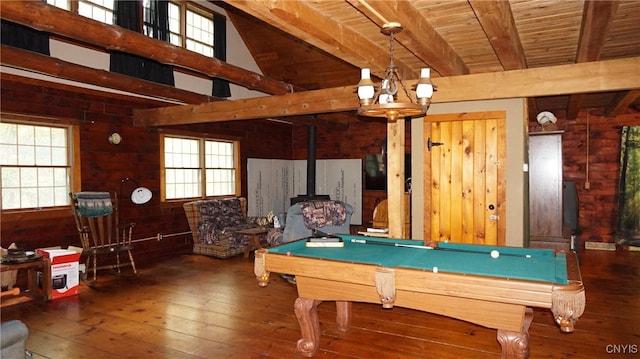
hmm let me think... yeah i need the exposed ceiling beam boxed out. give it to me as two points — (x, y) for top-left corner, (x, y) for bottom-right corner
(222, 0), (415, 79)
(605, 90), (640, 117)
(0, 72), (174, 108)
(576, 0), (620, 62)
(345, 0), (469, 76)
(1, 45), (217, 105)
(134, 85), (353, 127)
(133, 57), (640, 127)
(566, 93), (586, 121)
(469, 0), (526, 70)
(0, 1), (293, 95)
(567, 0), (620, 119)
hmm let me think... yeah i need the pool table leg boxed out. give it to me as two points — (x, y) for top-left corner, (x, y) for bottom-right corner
(336, 301), (352, 332)
(496, 308), (533, 359)
(294, 297), (322, 357)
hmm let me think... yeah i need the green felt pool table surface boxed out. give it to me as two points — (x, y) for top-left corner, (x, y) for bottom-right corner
(267, 234), (568, 284)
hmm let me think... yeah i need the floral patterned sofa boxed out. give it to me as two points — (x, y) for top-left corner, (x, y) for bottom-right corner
(184, 197), (265, 258)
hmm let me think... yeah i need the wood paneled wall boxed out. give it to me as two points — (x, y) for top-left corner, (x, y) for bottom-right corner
(530, 110), (640, 245)
(0, 79), (292, 266)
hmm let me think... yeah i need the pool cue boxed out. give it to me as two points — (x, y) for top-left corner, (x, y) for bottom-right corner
(350, 238), (434, 249)
(350, 238), (531, 258)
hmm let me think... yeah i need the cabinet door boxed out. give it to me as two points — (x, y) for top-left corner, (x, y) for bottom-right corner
(529, 133), (565, 247)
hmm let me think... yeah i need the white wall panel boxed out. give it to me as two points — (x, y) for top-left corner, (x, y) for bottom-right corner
(248, 158), (362, 225)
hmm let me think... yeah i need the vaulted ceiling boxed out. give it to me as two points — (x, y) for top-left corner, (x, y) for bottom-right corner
(220, 0), (640, 121)
(1, 1), (639, 128)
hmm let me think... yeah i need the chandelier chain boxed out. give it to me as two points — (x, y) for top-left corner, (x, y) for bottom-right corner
(385, 32), (415, 102)
(389, 31), (395, 68)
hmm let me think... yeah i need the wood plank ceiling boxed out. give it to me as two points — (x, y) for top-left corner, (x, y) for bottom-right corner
(1, 1), (639, 127)
(220, 0), (640, 121)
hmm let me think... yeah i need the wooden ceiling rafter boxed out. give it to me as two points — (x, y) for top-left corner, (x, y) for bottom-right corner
(575, 0), (620, 63)
(133, 57), (640, 127)
(1, 45), (217, 105)
(223, 0), (414, 80)
(345, 0), (469, 76)
(605, 90), (640, 117)
(566, 0), (620, 120)
(0, 72), (174, 109)
(133, 85), (356, 127)
(468, 0), (527, 71)
(566, 93), (586, 121)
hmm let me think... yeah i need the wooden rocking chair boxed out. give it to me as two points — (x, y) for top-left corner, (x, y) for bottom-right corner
(69, 191), (137, 287)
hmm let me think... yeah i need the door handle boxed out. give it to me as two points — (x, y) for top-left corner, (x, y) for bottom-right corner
(427, 138), (443, 151)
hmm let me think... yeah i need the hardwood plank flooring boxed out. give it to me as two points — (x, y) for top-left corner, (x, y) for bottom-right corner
(1, 248), (638, 358)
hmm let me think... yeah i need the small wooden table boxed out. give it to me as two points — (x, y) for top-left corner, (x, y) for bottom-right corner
(1, 256), (52, 307)
(236, 227), (270, 258)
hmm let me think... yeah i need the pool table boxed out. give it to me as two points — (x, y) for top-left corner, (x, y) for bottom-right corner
(254, 234), (585, 358)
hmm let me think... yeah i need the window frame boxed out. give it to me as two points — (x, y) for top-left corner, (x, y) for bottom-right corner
(77, 0), (115, 24)
(0, 113), (81, 222)
(167, 1), (217, 58)
(183, 3), (215, 57)
(160, 131), (241, 202)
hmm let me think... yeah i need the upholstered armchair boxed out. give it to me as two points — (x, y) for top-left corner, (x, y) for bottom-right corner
(184, 197), (266, 258)
(268, 199), (353, 245)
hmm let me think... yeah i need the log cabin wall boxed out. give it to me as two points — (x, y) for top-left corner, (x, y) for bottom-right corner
(529, 110), (640, 245)
(2, 74), (635, 268)
(0, 79), (292, 266)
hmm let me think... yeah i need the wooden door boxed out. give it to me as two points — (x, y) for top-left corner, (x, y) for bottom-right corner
(423, 111), (507, 245)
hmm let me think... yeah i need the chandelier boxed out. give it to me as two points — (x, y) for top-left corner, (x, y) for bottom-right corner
(356, 22), (435, 121)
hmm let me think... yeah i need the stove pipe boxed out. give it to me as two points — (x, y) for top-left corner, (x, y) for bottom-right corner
(306, 125), (317, 198)
(291, 124), (329, 205)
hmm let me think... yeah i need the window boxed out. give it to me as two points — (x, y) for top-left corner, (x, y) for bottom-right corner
(142, 0), (161, 39)
(167, 2), (182, 46)
(161, 134), (239, 200)
(47, 0), (114, 24)
(184, 7), (214, 57)
(46, 0), (70, 11)
(78, 0), (114, 24)
(143, 1), (182, 45)
(1, 119), (75, 210)
(163, 3), (215, 57)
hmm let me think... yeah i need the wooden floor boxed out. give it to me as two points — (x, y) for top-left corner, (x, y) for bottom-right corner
(2, 248), (639, 358)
